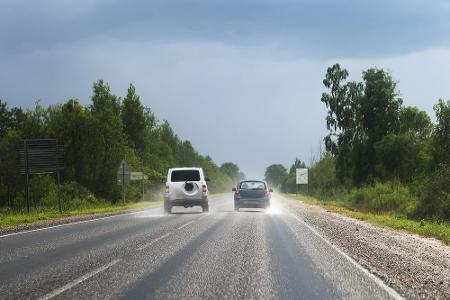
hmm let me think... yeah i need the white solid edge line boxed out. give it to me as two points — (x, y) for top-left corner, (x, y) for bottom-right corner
(288, 212), (404, 300)
(136, 232), (172, 251)
(177, 220), (196, 230)
(38, 259), (121, 300)
(0, 206), (162, 239)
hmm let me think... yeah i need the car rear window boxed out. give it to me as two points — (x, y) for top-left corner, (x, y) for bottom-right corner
(170, 170), (201, 182)
(240, 181), (266, 190)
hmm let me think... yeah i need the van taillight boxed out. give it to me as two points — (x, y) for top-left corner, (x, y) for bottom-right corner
(165, 185), (169, 193)
(202, 185), (208, 193)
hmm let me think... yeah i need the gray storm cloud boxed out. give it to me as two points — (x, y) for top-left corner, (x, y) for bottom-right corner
(1, 0), (450, 178)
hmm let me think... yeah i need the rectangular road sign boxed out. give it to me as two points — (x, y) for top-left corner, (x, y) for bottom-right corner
(296, 168), (308, 185)
(19, 139), (64, 174)
(130, 172), (148, 181)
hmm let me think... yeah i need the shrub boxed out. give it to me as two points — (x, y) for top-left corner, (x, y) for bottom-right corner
(415, 165), (450, 221)
(346, 181), (418, 215)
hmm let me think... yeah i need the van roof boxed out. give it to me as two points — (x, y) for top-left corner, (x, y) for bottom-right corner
(168, 167), (203, 171)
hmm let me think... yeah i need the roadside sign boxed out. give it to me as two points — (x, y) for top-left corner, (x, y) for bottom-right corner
(117, 160), (131, 185)
(130, 172), (148, 181)
(296, 168), (308, 185)
(117, 160), (148, 201)
(19, 139), (64, 213)
(19, 139), (64, 174)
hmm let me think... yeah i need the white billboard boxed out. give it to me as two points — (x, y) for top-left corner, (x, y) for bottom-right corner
(296, 168), (308, 185)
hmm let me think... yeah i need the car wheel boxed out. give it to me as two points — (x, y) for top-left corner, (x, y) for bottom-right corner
(202, 203), (209, 213)
(234, 205), (239, 211)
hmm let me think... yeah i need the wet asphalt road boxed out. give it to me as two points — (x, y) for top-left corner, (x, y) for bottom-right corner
(0, 194), (402, 299)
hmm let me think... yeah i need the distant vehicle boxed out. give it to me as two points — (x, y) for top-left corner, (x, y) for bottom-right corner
(232, 180), (272, 211)
(164, 167), (210, 213)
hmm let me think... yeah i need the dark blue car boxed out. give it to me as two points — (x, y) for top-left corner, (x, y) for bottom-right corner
(232, 180), (273, 211)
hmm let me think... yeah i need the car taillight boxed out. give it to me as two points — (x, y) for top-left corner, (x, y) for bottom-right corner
(202, 185), (208, 193)
(165, 185), (169, 193)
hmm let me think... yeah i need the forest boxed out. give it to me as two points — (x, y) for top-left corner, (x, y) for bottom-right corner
(0, 81), (243, 212)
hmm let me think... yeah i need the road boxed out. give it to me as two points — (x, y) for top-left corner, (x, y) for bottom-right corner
(0, 194), (402, 299)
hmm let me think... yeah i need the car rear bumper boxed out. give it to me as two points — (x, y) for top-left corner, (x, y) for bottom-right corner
(235, 198), (269, 208)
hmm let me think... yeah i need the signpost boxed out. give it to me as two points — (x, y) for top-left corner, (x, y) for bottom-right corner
(295, 168), (309, 195)
(130, 172), (148, 201)
(117, 160), (130, 203)
(19, 139), (64, 213)
(117, 162), (148, 202)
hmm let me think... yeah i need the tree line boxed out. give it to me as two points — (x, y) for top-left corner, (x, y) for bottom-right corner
(266, 64), (450, 221)
(0, 81), (244, 210)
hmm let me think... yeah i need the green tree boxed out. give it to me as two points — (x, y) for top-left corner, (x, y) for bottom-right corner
(0, 100), (13, 139)
(91, 80), (121, 115)
(121, 84), (146, 153)
(46, 100), (94, 185)
(289, 158), (307, 174)
(360, 68), (402, 142)
(309, 154), (338, 197)
(220, 162), (241, 182)
(264, 164), (287, 188)
(321, 65), (404, 185)
(321, 64), (363, 182)
(358, 68), (403, 182)
(88, 81), (126, 200)
(432, 99), (450, 167)
(399, 106), (432, 138)
(375, 134), (430, 183)
(0, 129), (23, 207)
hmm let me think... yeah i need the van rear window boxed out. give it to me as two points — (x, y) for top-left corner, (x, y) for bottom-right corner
(171, 170), (200, 182)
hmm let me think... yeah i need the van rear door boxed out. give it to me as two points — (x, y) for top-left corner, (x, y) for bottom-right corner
(170, 169), (202, 200)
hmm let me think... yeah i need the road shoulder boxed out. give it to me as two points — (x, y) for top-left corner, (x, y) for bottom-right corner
(0, 202), (161, 237)
(280, 193), (450, 299)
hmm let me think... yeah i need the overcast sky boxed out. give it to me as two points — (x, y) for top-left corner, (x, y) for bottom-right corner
(1, 0), (450, 178)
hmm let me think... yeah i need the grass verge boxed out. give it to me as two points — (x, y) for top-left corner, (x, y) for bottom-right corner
(284, 193), (450, 245)
(0, 201), (161, 229)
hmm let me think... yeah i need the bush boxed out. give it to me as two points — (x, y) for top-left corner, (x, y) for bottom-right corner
(60, 181), (100, 209)
(415, 165), (450, 220)
(29, 175), (59, 209)
(346, 181), (418, 215)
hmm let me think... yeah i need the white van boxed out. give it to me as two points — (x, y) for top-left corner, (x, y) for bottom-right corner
(164, 167), (209, 213)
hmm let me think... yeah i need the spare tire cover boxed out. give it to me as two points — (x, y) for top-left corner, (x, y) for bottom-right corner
(182, 182), (199, 196)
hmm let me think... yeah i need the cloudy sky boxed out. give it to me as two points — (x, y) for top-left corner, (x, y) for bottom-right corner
(1, 0), (450, 178)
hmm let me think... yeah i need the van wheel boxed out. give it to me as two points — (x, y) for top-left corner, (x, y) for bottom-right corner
(202, 203), (209, 213)
(164, 201), (172, 214)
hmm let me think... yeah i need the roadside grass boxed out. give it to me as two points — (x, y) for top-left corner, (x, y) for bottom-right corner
(0, 201), (161, 229)
(285, 193), (450, 245)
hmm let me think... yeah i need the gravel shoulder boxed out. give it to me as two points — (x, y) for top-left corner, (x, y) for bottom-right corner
(280, 194), (450, 299)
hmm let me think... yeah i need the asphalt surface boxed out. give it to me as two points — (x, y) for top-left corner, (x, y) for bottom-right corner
(0, 194), (403, 300)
